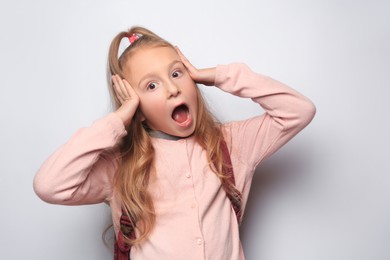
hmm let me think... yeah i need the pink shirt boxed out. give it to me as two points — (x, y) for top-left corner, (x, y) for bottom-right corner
(34, 63), (316, 259)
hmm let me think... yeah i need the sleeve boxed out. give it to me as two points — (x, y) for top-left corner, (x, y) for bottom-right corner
(216, 63), (316, 168)
(33, 113), (127, 205)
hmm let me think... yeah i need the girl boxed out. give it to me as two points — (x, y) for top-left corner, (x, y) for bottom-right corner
(34, 26), (316, 260)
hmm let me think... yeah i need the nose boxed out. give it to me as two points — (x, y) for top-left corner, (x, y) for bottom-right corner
(166, 81), (180, 98)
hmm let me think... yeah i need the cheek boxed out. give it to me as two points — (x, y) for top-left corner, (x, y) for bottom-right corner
(188, 86), (198, 103)
(180, 78), (197, 96)
(138, 96), (166, 119)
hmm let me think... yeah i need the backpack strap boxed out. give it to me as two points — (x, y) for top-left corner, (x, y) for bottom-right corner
(219, 139), (242, 223)
(114, 139), (242, 260)
(114, 208), (134, 260)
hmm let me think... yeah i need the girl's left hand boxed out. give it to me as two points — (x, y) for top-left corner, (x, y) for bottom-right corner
(175, 47), (216, 86)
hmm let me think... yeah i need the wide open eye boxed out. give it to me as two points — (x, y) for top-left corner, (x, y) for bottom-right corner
(147, 82), (157, 91)
(172, 70), (182, 78)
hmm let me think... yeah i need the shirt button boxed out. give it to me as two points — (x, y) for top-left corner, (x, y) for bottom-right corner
(191, 202), (197, 209)
(196, 238), (203, 245)
(185, 172), (191, 178)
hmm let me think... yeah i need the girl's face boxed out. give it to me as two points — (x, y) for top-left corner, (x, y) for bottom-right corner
(125, 46), (198, 138)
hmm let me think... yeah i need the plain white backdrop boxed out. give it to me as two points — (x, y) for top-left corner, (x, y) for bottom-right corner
(1, 0), (389, 259)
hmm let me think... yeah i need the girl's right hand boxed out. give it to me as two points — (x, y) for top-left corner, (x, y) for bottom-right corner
(112, 75), (140, 127)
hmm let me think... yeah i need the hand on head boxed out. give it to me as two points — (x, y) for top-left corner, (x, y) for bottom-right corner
(175, 47), (216, 86)
(112, 74), (140, 126)
(111, 46), (216, 128)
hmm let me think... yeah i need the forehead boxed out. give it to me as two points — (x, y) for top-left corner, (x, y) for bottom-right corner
(125, 46), (180, 83)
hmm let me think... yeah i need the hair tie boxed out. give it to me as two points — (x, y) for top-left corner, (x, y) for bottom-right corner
(118, 33), (143, 59)
(128, 33), (141, 44)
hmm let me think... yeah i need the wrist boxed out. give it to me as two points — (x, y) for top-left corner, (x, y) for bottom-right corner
(198, 67), (216, 86)
(114, 105), (136, 127)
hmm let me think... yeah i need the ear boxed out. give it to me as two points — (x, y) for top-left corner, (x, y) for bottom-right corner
(135, 109), (146, 122)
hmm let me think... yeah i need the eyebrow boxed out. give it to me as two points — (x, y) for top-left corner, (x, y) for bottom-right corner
(137, 60), (182, 87)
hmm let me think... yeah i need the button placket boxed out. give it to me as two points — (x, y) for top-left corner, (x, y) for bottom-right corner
(182, 138), (205, 253)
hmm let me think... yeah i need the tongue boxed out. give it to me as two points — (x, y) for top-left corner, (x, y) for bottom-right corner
(172, 107), (188, 123)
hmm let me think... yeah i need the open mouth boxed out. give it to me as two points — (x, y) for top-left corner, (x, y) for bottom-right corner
(171, 104), (190, 124)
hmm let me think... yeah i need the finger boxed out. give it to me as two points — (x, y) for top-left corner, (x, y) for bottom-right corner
(114, 75), (139, 106)
(112, 75), (128, 103)
(175, 46), (186, 61)
(122, 79), (138, 100)
(112, 75), (124, 101)
(122, 79), (139, 104)
(175, 46), (197, 73)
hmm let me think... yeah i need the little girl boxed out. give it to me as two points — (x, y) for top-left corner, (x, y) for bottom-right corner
(34, 26), (316, 260)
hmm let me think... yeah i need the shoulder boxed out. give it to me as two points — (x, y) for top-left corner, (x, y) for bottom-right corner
(221, 114), (266, 139)
(220, 115), (267, 160)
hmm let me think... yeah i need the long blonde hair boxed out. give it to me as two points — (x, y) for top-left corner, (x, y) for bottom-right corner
(107, 26), (240, 246)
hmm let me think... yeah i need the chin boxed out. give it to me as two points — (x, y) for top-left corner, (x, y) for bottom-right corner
(173, 125), (196, 138)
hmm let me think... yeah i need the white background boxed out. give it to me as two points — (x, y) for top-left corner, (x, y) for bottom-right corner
(1, 0), (389, 259)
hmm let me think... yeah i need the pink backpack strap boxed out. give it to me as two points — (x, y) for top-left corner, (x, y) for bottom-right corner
(219, 139), (242, 223)
(114, 139), (242, 259)
(114, 208), (133, 260)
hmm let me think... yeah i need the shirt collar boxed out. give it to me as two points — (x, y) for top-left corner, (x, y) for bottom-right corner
(149, 130), (182, 141)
